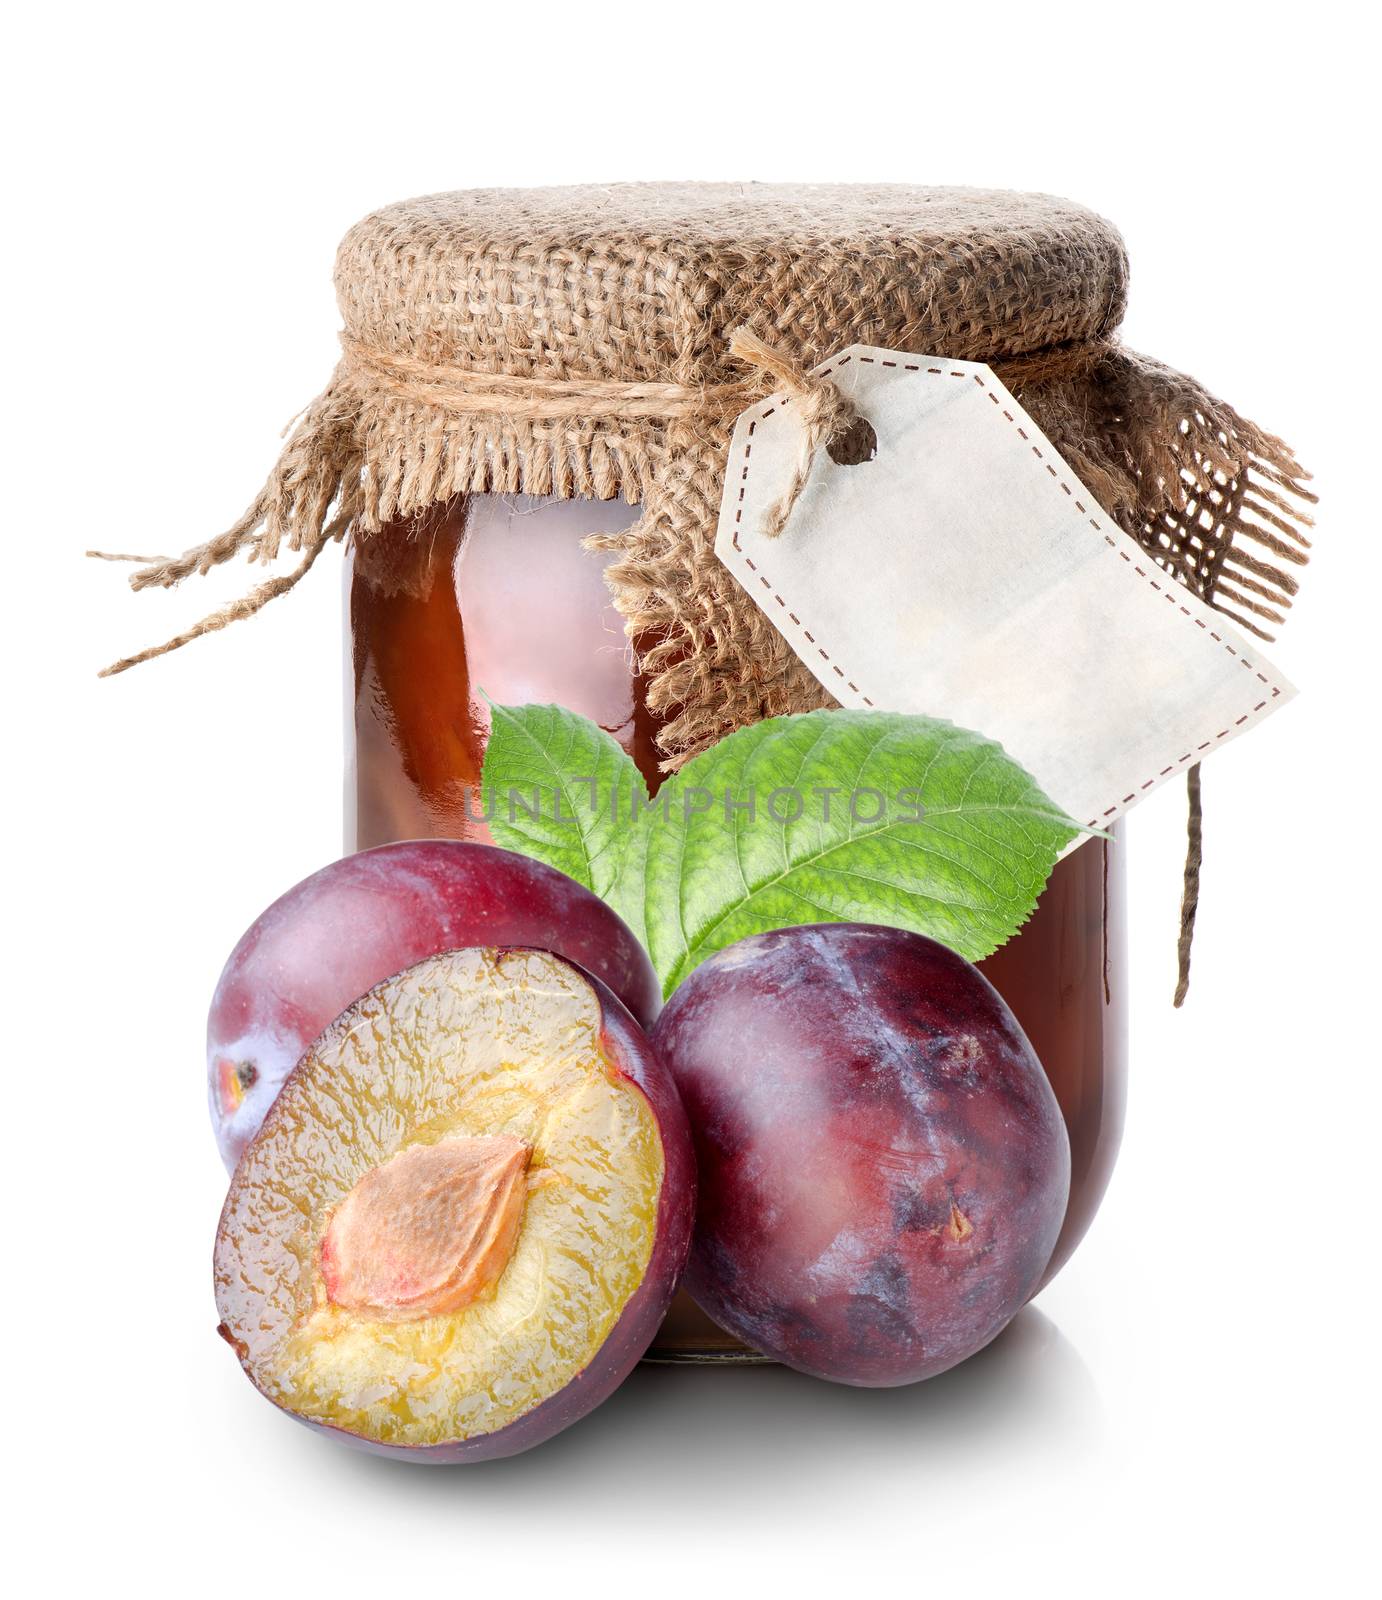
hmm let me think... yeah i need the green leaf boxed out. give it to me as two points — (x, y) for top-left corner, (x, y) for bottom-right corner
(646, 711), (1079, 995)
(479, 702), (1082, 1000)
(601, 804), (654, 950)
(481, 702), (650, 941)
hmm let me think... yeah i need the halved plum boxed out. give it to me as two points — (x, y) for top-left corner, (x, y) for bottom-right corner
(214, 947), (694, 1462)
(208, 841), (660, 1168)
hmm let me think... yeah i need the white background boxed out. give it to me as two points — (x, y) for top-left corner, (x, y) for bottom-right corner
(8, 3), (1376, 1594)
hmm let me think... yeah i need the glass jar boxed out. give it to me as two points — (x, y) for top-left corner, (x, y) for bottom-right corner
(347, 493), (1128, 1357)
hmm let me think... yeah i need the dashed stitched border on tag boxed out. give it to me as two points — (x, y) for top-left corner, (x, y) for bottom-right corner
(725, 352), (1287, 831)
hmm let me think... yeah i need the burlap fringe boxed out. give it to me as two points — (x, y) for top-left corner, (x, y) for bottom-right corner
(98, 341), (1312, 690)
(96, 365), (656, 676)
(595, 347), (1316, 764)
(95, 338), (1313, 1007)
(1024, 348), (1314, 1006)
(1027, 349), (1314, 640)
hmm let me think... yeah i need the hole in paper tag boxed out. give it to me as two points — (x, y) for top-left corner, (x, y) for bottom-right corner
(714, 344), (1296, 833)
(826, 413), (878, 467)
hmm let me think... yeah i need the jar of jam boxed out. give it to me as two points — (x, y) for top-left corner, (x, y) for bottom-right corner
(99, 184), (1310, 1371)
(347, 491), (1128, 1357)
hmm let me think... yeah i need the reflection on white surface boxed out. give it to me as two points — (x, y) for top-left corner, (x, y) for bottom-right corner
(301, 1307), (1101, 1510)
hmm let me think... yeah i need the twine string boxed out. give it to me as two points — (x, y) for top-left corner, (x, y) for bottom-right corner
(339, 337), (759, 422)
(726, 327), (862, 539)
(88, 326), (916, 674)
(1173, 759), (1205, 1006)
(86, 548), (175, 565)
(87, 317), (1313, 1005)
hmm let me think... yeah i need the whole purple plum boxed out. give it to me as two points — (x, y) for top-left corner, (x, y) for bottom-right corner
(208, 841), (660, 1168)
(652, 924), (1070, 1386)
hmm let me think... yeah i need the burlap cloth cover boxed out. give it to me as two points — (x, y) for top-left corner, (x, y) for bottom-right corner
(104, 184), (1314, 993)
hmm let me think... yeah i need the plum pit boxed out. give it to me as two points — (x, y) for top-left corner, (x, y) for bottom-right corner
(320, 1135), (531, 1320)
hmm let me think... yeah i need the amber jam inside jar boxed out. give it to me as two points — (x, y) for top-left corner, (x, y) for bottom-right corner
(347, 494), (1128, 1357)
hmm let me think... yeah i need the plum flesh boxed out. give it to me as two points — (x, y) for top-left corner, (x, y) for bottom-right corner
(214, 946), (694, 1461)
(207, 841), (660, 1168)
(652, 924), (1070, 1386)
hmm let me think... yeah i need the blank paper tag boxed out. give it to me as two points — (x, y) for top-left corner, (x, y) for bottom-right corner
(715, 345), (1295, 830)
